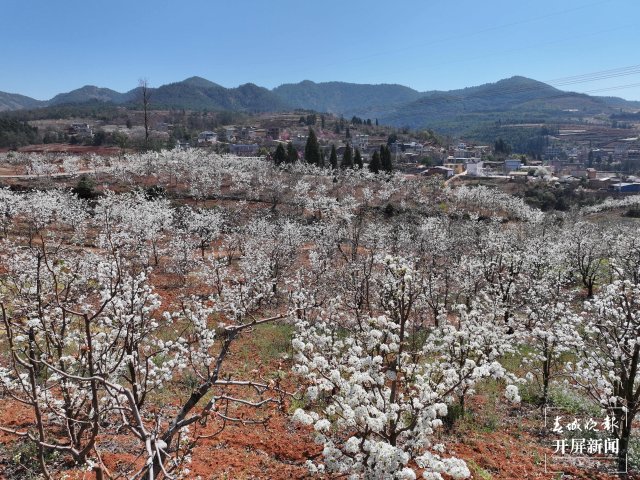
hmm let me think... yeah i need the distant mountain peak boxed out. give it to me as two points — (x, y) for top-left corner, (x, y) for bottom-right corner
(49, 85), (127, 106)
(179, 76), (221, 89)
(498, 75), (558, 88)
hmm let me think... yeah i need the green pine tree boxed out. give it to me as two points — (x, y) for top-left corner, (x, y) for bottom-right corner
(273, 143), (286, 166)
(342, 144), (353, 169)
(369, 150), (381, 174)
(380, 145), (393, 173)
(305, 128), (321, 165)
(329, 144), (338, 170)
(354, 148), (363, 169)
(286, 142), (298, 163)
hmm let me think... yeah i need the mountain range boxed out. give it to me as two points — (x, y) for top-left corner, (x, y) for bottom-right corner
(2, 76), (639, 132)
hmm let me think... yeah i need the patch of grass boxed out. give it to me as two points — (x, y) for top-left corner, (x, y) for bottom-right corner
(177, 371), (200, 391)
(466, 459), (493, 480)
(0, 439), (63, 480)
(447, 402), (500, 434)
(288, 395), (308, 414)
(500, 346), (533, 374)
(547, 385), (600, 417)
(532, 449), (541, 465)
(449, 379), (504, 433)
(477, 408), (500, 433)
(244, 322), (294, 362)
(477, 377), (503, 399)
(518, 381), (541, 405)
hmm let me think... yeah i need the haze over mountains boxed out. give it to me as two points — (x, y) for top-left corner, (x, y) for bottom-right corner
(1, 76), (639, 132)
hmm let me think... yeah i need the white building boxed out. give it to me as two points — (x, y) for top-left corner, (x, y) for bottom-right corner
(465, 159), (484, 176)
(354, 134), (369, 150)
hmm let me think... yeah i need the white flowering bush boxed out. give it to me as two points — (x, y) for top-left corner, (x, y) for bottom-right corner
(562, 220), (609, 298)
(581, 194), (640, 214)
(292, 257), (475, 479)
(568, 276), (640, 472)
(504, 385), (521, 404)
(293, 313), (467, 479)
(512, 234), (581, 404)
(449, 185), (543, 222)
(424, 299), (514, 413)
(0, 186), (293, 479)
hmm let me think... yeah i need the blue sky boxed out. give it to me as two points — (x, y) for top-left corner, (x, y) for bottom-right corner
(3, 0), (640, 100)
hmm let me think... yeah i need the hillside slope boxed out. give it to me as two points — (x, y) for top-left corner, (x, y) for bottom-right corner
(377, 76), (633, 131)
(0, 92), (46, 112)
(150, 78), (289, 111)
(48, 85), (133, 106)
(1, 76), (639, 135)
(272, 80), (424, 115)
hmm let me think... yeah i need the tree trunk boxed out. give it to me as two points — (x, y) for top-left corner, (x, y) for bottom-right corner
(93, 466), (104, 480)
(542, 344), (551, 405)
(618, 419), (630, 477)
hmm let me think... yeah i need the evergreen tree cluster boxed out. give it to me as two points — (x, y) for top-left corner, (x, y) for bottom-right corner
(299, 114), (317, 126)
(350, 116), (372, 126)
(494, 138), (511, 155)
(341, 144), (353, 169)
(273, 142), (299, 165)
(380, 144), (393, 173)
(273, 127), (392, 174)
(0, 119), (39, 148)
(369, 145), (393, 173)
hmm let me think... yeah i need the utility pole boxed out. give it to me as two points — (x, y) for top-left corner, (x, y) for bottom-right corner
(139, 78), (151, 151)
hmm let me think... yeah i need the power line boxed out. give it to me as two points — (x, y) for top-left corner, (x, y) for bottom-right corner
(545, 64), (640, 84)
(426, 64), (640, 103)
(546, 65), (640, 87)
(583, 82), (640, 95)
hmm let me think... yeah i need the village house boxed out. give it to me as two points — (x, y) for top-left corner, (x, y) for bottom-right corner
(465, 159), (484, 176)
(266, 127), (280, 140)
(197, 131), (218, 145)
(504, 158), (522, 173)
(223, 126), (236, 142)
(68, 123), (93, 138)
(610, 182), (640, 193)
(229, 143), (260, 156)
(422, 166), (454, 178)
(353, 134), (369, 150)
